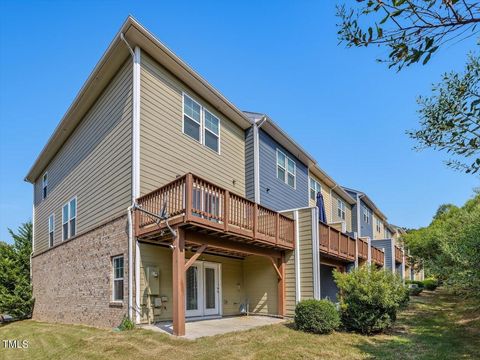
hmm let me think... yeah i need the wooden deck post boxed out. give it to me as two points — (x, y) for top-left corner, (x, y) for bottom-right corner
(253, 203), (258, 239)
(275, 213), (280, 245)
(277, 252), (286, 317)
(172, 227), (185, 336)
(185, 173), (193, 222)
(224, 190), (230, 231)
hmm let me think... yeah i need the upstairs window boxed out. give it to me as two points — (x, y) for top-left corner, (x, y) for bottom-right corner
(204, 110), (220, 152)
(182, 94), (221, 153)
(276, 149), (296, 188)
(337, 199), (346, 220)
(112, 256), (124, 302)
(183, 94), (201, 142)
(42, 172), (48, 199)
(62, 197), (77, 240)
(363, 206), (371, 224)
(48, 214), (54, 248)
(309, 178), (321, 201)
(376, 218), (382, 232)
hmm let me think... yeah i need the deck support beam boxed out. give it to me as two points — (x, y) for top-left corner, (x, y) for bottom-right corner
(172, 227), (185, 336)
(184, 244), (207, 271)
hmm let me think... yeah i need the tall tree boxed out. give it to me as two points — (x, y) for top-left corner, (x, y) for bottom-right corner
(337, 1), (480, 173)
(0, 222), (34, 319)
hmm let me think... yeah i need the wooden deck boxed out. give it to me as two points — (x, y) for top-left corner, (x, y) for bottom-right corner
(371, 246), (385, 266)
(395, 245), (403, 263)
(319, 222), (356, 262)
(134, 173), (295, 250)
(358, 237), (369, 259)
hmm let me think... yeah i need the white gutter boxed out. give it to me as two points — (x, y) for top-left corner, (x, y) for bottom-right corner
(121, 33), (141, 323)
(253, 116), (267, 203)
(294, 210), (301, 303)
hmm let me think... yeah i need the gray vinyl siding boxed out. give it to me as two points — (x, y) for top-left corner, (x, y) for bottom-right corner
(258, 129), (309, 211)
(245, 126), (255, 201)
(33, 60), (133, 254)
(139, 53), (246, 196)
(372, 239), (393, 270)
(345, 190), (373, 238)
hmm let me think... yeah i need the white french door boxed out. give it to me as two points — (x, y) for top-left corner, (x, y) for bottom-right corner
(185, 261), (221, 317)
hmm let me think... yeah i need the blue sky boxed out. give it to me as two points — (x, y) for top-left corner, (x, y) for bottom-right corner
(0, 1), (478, 243)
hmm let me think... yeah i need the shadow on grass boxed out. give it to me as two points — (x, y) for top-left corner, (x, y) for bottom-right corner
(354, 289), (480, 359)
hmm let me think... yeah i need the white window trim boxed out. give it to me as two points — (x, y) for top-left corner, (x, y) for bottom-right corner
(62, 196), (77, 240)
(309, 177), (321, 201)
(337, 199), (346, 220)
(112, 255), (124, 302)
(182, 92), (221, 155)
(276, 149), (296, 189)
(363, 206), (371, 224)
(42, 172), (48, 200)
(48, 213), (54, 248)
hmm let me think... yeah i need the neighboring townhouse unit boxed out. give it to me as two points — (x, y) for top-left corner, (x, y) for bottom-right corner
(344, 187), (406, 278)
(27, 17), (296, 336)
(242, 112), (383, 307)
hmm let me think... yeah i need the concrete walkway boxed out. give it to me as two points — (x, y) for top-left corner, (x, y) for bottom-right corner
(142, 315), (286, 340)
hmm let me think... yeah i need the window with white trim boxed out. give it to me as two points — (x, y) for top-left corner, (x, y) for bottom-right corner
(42, 172), (48, 200)
(309, 177), (321, 201)
(204, 110), (220, 152)
(337, 199), (346, 220)
(62, 197), (77, 240)
(276, 149), (296, 188)
(376, 218), (382, 233)
(182, 94), (221, 153)
(363, 205), (371, 224)
(112, 256), (124, 302)
(48, 214), (54, 248)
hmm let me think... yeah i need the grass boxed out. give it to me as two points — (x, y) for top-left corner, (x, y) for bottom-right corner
(0, 288), (478, 359)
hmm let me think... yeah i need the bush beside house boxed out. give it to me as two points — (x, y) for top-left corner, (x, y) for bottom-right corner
(294, 299), (340, 334)
(333, 265), (409, 335)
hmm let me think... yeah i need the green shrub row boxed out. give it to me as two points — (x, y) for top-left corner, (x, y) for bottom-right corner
(406, 278), (439, 291)
(294, 266), (410, 336)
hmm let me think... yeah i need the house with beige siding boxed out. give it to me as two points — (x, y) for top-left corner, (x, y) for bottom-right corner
(26, 16), (408, 337)
(27, 17), (296, 336)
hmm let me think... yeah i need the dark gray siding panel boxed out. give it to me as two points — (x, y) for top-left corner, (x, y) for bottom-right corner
(372, 239), (393, 270)
(245, 126), (255, 201)
(258, 129), (309, 211)
(320, 264), (339, 301)
(360, 199), (374, 239)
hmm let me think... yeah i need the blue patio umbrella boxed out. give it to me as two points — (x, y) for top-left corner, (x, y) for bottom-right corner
(316, 192), (327, 223)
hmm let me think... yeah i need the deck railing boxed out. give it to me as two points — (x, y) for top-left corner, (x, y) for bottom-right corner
(135, 173), (295, 249)
(319, 222), (356, 262)
(358, 237), (369, 259)
(372, 246), (385, 266)
(395, 245), (403, 263)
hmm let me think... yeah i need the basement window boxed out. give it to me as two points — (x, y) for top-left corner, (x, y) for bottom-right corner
(112, 256), (124, 302)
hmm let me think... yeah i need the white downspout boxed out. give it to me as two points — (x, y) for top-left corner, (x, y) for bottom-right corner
(294, 210), (301, 303)
(121, 33), (141, 323)
(253, 116), (267, 204)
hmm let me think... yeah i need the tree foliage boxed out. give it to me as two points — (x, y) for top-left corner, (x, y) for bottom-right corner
(0, 222), (34, 319)
(403, 192), (480, 297)
(337, 1), (480, 174)
(408, 54), (480, 173)
(337, 0), (480, 70)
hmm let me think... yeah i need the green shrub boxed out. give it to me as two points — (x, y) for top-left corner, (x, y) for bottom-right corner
(333, 265), (409, 335)
(294, 299), (340, 334)
(409, 285), (423, 296)
(406, 280), (424, 288)
(118, 315), (135, 331)
(422, 278), (439, 291)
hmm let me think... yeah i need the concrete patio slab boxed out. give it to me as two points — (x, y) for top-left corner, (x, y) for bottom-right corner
(142, 316), (286, 340)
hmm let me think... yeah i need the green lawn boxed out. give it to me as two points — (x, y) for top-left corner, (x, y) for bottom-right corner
(1, 289), (479, 360)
